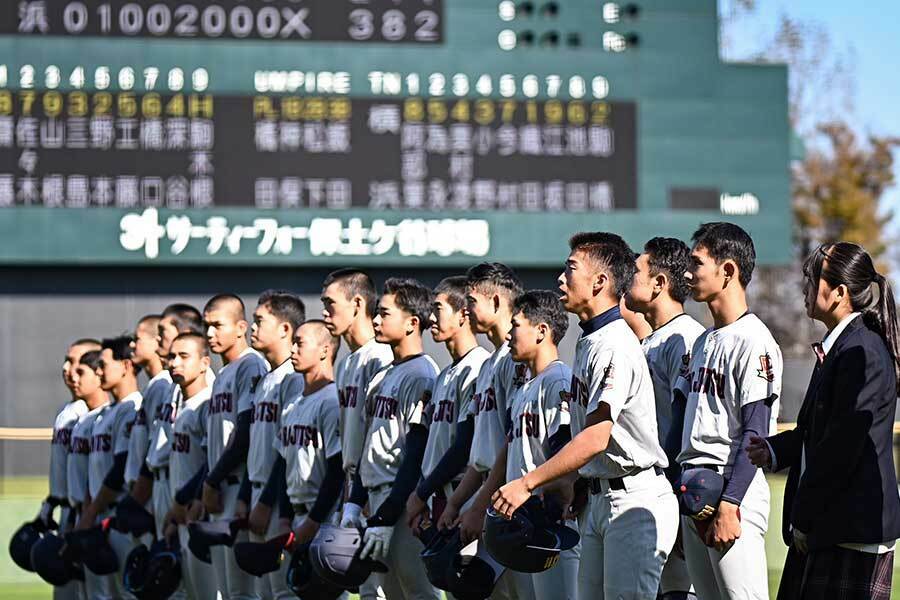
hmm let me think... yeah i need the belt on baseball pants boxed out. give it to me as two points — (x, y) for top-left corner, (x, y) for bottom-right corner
(588, 465), (665, 494)
(681, 463), (726, 474)
(153, 467), (169, 480)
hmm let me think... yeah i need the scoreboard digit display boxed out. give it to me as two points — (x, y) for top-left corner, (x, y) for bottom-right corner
(0, 1), (792, 267)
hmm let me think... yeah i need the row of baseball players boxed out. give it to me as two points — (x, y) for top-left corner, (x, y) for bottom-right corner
(45, 221), (780, 600)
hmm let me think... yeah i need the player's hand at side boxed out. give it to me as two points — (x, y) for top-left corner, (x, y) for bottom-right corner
(170, 501), (188, 524)
(746, 436), (772, 469)
(248, 502), (272, 535)
(405, 491), (429, 530)
(542, 478), (575, 522)
(293, 516), (321, 545)
(186, 499), (204, 523)
(340, 503), (364, 529)
(360, 525), (394, 561)
(75, 503), (97, 530)
(458, 508), (485, 545)
(437, 500), (459, 531)
(201, 482), (223, 514)
(234, 498), (248, 521)
(706, 500), (741, 552)
(792, 528), (809, 554)
(491, 477), (531, 520)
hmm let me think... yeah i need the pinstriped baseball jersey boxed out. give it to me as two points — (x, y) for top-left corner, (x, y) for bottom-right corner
(206, 348), (268, 472)
(88, 391), (141, 499)
(170, 386), (211, 493)
(336, 338), (394, 474)
(125, 370), (171, 484)
(248, 361), (301, 484)
(641, 314), (705, 447)
(676, 313), (782, 467)
(276, 382), (342, 507)
(506, 361), (572, 488)
(67, 403), (106, 506)
(421, 346), (490, 479)
(467, 342), (527, 472)
(571, 319), (667, 479)
(360, 354), (439, 489)
(50, 399), (87, 501)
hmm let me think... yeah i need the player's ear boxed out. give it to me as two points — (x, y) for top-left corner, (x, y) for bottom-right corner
(200, 354), (211, 371)
(407, 315), (419, 334)
(653, 272), (667, 295)
(352, 294), (364, 317)
(592, 270), (607, 297)
(537, 322), (549, 343)
(722, 260), (738, 287)
(236, 319), (249, 336)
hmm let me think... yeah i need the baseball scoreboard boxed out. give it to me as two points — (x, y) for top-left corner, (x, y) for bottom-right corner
(0, 0), (791, 266)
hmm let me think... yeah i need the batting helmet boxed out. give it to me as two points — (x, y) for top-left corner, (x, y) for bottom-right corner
(114, 495), (156, 538)
(187, 517), (246, 564)
(483, 496), (579, 573)
(64, 522), (119, 575)
(419, 525), (501, 600)
(286, 542), (345, 600)
(233, 532), (293, 577)
(309, 525), (388, 590)
(9, 519), (46, 572)
(30, 532), (84, 586)
(125, 538), (182, 600)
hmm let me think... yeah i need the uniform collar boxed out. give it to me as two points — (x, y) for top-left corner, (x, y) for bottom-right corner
(579, 305), (622, 337)
(821, 312), (861, 356)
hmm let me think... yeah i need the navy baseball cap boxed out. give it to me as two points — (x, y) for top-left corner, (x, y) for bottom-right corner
(676, 467), (725, 519)
(114, 496), (155, 537)
(30, 532), (84, 586)
(233, 531), (293, 577)
(64, 523), (119, 575)
(483, 496), (579, 573)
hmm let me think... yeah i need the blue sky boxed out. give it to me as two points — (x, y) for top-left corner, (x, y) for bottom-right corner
(726, 0), (900, 250)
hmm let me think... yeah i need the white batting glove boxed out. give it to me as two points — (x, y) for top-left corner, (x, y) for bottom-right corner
(360, 526), (394, 561)
(340, 503), (364, 529)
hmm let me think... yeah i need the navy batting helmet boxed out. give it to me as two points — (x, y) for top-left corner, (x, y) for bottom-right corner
(124, 538), (182, 600)
(420, 525), (501, 600)
(309, 525), (388, 590)
(64, 522), (119, 575)
(286, 542), (345, 600)
(114, 495), (156, 538)
(9, 519), (46, 572)
(233, 532), (293, 577)
(483, 496), (579, 573)
(30, 532), (84, 586)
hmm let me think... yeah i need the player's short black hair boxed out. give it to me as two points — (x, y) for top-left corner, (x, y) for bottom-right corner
(513, 290), (569, 345)
(383, 278), (433, 332)
(691, 222), (756, 288)
(258, 289), (306, 333)
(102, 335), (135, 361)
(322, 268), (379, 319)
(643, 237), (693, 304)
(466, 262), (523, 301)
(78, 350), (102, 371)
(568, 232), (637, 299)
(171, 332), (210, 357)
(163, 303), (204, 334)
(434, 276), (469, 313)
(137, 314), (161, 330)
(298, 319), (341, 363)
(70, 338), (101, 348)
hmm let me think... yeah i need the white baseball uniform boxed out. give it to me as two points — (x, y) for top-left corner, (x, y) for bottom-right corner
(572, 315), (678, 600)
(641, 313), (705, 596)
(146, 381), (179, 539)
(51, 399), (87, 600)
(361, 354), (440, 600)
(336, 338), (394, 475)
(506, 360), (579, 600)
(125, 369), (171, 487)
(89, 391), (142, 600)
(248, 360), (302, 600)
(675, 313), (782, 600)
(170, 384), (216, 600)
(421, 346), (490, 490)
(206, 347), (268, 600)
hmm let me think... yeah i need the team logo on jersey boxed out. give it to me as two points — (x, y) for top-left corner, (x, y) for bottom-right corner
(599, 363), (615, 391)
(680, 353), (691, 377)
(559, 390), (572, 412)
(250, 375), (263, 393)
(757, 353), (775, 382)
(513, 363), (528, 388)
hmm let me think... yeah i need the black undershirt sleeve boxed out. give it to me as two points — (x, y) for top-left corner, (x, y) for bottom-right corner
(416, 416), (474, 501)
(102, 452), (128, 492)
(371, 424), (428, 526)
(308, 454), (344, 523)
(206, 410), (251, 487)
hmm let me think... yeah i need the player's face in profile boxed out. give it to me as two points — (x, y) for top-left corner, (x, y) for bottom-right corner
(430, 294), (462, 343)
(321, 282), (356, 336)
(73, 363), (102, 398)
(291, 325), (323, 373)
(133, 321), (160, 365)
(624, 252), (654, 312)
(157, 317), (180, 362)
(63, 344), (90, 391)
(204, 308), (243, 355)
(98, 348), (127, 391)
(251, 303), (283, 352)
(169, 339), (206, 386)
(687, 245), (722, 303)
(374, 293), (410, 344)
(558, 250), (594, 312)
(465, 286), (494, 334)
(508, 311), (539, 362)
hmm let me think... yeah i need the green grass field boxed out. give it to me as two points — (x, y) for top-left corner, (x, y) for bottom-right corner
(1, 475), (897, 599)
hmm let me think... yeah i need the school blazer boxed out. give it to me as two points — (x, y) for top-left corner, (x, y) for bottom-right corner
(767, 316), (900, 551)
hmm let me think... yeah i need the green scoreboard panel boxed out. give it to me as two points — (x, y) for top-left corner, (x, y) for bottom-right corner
(0, 0), (790, 267)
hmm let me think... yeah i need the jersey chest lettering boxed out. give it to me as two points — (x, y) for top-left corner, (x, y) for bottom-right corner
(72, 436), (90, 454)
(512, 411), (541, 439)
(473, 387), (497, 414)
(155, 403), (176, 423)
(570, 374), (589, 409)
(688, 366), (726, 399)
(209, 392), (234, 415)
(432, 399), (455, 424)
(90, 433), (112, 453)
(281, 423), (320, 448)
(134, 409), (148, 426)
(369, 395), (399, 419)
(338, 386), (359, 408)
(52, 427), (73, 446)
(251, 401), (279, 424)
(172, 432), (191, 453)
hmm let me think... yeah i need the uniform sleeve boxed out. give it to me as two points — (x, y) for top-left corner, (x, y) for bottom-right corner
(736, 339), (782, 407)
(114, 401), (139, 455)
(236, 357), (267, 413)
(585, 349), (630, 421)
(664, 335), (692, 404)
(320, 400), (342, 460)
(197, 402), (210, 450)
(456, 362), (483, 424)
(406, 375), (436, 427)
(544, 376), (571, 437)
(125, 403), (150, 484)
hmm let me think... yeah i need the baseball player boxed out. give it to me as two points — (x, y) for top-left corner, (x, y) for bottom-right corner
(244, 290), (306, 600)
(322, 268), (392, 600)
(124, 315), (169, 506)
(201, 294), (269, 600)
(625, 237), (705, 599)
(47, 338), (100, 600)
(493, 232), (679, 600)
(276, 321), (343, 548)
(343, 278), (440, 600)
(166, 332), (217, 600)
(66, 349), (111, 600)
(671, 223), (781, 600)
(76, 335), (144, 598)
(405, 276), (489, 530)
